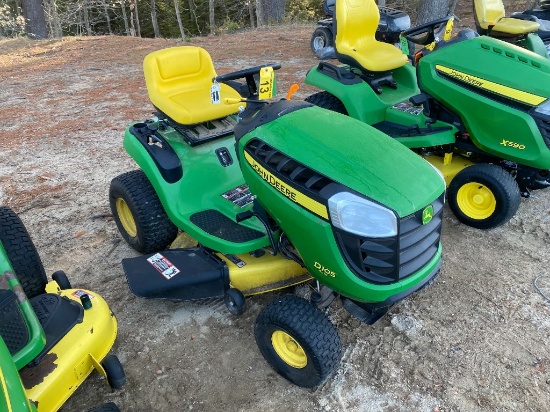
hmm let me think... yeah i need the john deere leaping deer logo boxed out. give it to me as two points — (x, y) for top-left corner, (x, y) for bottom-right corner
(422, 205), (434, 225)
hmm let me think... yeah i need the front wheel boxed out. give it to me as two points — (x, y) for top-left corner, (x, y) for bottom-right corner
(311, 27), (334, 58)
(254, 295), (342, 388)
(109, 170), (178, 254)
(447, 164), (521, 229)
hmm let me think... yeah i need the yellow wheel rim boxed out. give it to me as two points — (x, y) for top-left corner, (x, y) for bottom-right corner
(271, 330), (307, 369)
(456, 182), (496, 220)
(115, 198), (137, 237)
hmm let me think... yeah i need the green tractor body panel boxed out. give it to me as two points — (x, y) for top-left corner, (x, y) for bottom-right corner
(0, 246), (45, 370)
(237, 104), (445, 304)
(418, 36), (550, 169)
(0, 337), (36, 412)
(123, 124), (270, 254)
(305, 63), (458, 148)
(519, 33), (549, 58)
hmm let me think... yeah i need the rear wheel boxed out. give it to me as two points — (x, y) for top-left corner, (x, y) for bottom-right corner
(448, 164), (521, 229)
(0, 206), (47, 298)
(109, 170), (178, 253)
(305, 91), (348, 115)
(254, 295), (342, 388)
(311, 27), (334, 58)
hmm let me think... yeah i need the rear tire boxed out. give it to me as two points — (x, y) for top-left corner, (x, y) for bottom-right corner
(447, 164), (521, 229)
(311, 27), (334, 58)
(254, 295), (342, 388)
(109, 170), (178, 254)
(305, 91), (348, 115)
(0, 206), (47, 298)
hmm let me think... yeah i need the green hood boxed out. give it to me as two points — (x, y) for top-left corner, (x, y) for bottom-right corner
(249, 105), (445, 217)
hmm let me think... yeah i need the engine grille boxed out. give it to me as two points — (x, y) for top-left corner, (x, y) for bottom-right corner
(335, 194), (444, 284)
(245, 139), (334, 200)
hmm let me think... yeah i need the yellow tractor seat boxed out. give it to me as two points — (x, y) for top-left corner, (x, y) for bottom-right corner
(474, 0), (540, 37)
(335, 0), (408, 73)
(143, 46), (243, 125)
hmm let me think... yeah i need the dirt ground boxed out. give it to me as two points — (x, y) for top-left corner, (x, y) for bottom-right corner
(1, 14), (550, 412)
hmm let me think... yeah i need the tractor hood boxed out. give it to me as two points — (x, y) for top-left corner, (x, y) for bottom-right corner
(237, 102), (445, 218)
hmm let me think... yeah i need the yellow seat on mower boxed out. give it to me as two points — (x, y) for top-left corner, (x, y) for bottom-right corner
(474, 0), (540, 37)
(334, 0), (408, 72)
(143, 46), (243, 125)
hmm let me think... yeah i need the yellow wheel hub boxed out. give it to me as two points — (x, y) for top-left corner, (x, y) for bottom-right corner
(271, 330), (307, 369)
(456, 182), (496, 220)
(115, 198), (137, 237)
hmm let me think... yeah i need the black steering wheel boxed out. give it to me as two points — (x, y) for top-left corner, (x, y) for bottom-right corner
(213, 64), (282, 83)
(401, 16), (454, 46)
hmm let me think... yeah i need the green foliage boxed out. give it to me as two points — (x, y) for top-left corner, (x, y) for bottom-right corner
(284, 0), (324, 23)
(0, 3), (25, 37)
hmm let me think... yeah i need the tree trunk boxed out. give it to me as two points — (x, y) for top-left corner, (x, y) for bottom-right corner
(255, 0), (264, 26)
(248, 1), (255, 28)
(21, 0), (48, 38)
(264, 0), (284, 24)
(83, 0), (91, 35)
(188, 0), (199, 33)
(133, 0), (141, 37)
(45, 0), (63, 37)
(151, 0), (160, 37)
(120, 0), (130, 35)
(102, 0), (112, 34)
(416, 0), (450, 25)
(209, 0), (215, 33)
(173, 0), (185, 40)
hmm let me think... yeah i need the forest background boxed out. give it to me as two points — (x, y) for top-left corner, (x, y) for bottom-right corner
(2, 0), (538, 42)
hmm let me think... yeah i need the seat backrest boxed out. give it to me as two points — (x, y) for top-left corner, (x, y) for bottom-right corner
(474, 0), (506, 30)
(335, 0), (379, 52)
(143, 46), (216, 104)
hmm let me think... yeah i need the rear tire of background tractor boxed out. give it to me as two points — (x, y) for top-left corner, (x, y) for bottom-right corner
(447, 164), (521, 229)
(0, 206), (48, 298)
(305, 92), (348, 115)
(254, 295), (342, 388)
(310, 27), (334, 58)
(109, 170), (178, 254)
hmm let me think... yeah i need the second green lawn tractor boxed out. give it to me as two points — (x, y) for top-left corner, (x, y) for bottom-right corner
(109, 45), (446, 388)
(305, 0), (550, 230)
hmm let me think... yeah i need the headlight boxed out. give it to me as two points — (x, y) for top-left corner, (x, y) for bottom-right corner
(328, 192), (397, 238)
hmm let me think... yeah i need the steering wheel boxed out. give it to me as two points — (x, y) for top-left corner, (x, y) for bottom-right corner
(401, 16), (454, 46)
(213, 64), (282, 83)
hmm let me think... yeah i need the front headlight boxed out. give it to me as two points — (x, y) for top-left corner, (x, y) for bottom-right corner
(328, 192), (397, 238)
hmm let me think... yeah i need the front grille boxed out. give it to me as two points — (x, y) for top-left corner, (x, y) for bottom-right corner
(245, 139), (334, 200)
(532, 115), (550, 150)
(336, 194), (444, 284)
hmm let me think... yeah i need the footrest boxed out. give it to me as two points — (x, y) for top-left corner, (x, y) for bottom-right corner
(0, 289), (29, 355)
(27, 294), (83, 365)
(122, 248), (229, 300)
(190, 210), (265, 243)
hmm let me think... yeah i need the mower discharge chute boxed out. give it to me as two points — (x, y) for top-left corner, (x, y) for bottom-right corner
(305, 0), (550, 230)
(110, 45), (446, 388)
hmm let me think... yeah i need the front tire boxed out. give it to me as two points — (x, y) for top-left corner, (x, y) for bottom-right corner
(0, 206), (47, 298)
(102, 354), (126, 389)
(109, 170), (178, 254)
(254, 295), (342, 388)
(305, 91), (348, 115)
(447, 164), (521, 229)
(311, 27), (334, 58)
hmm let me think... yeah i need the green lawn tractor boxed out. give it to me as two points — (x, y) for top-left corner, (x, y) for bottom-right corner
(109, 45), (446, 388)
(473, 0), (550, 58)
(304, 0), (550, 230)
(0, 206), (125, 411)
